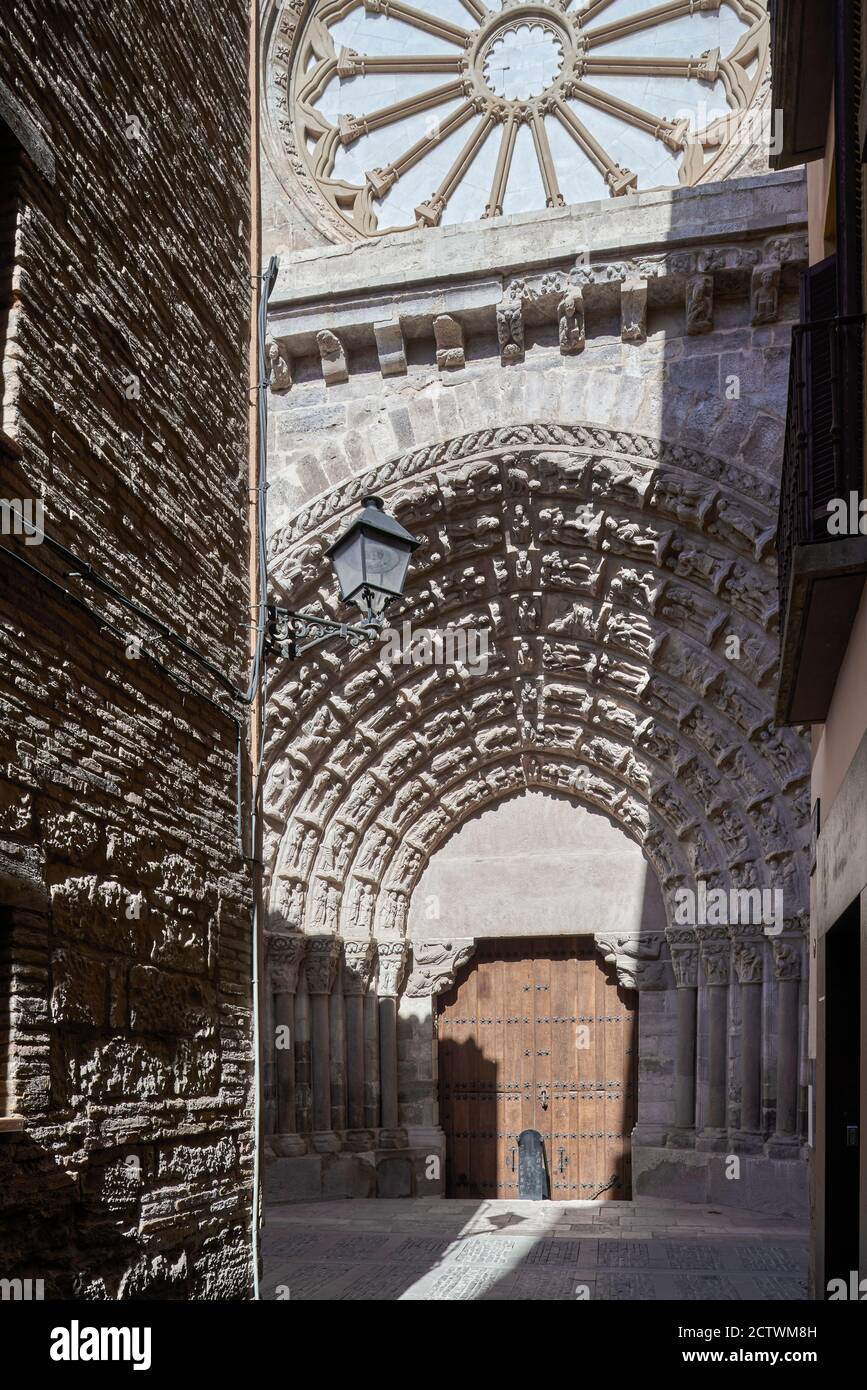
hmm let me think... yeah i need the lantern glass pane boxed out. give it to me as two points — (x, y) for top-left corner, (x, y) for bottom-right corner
(362, 534), (411, 598)
(331, 531), (365, 601)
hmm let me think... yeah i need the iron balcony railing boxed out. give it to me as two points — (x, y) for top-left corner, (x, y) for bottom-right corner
(776, 313), (864, 626)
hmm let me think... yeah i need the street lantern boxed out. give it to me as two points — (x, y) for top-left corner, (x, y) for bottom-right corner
(266, 494), (420, 660)
(326, 495), (420, 618)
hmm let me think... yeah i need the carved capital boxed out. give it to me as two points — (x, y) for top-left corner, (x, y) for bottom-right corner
(376, 940), (409, 997)
(267, 932), (305, 994)
(343, 939), (377, 995)
(731, 935), (764, 984)
(701, 939), (730, 986)
(595, 931), (666, 991)
(405, 939), (475, 998)
(772, 937), (802, 982)
(670, 945), (699, 989)
(305, 934), (341, 995)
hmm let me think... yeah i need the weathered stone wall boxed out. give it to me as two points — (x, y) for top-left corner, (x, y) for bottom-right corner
(0, 2), (255, 1297)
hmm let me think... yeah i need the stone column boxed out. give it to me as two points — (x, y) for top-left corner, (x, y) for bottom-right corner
(330, 956), (347, 1132)
(343, 939), (376, 1147)
(732, 930), (764, 1140)
(364, 984), (381, 1130)
(403, 939), (475, 1194)
(376, 940), (408, 1147)
(668, 932), (699, 1140)
(304, 935), (341, 1153)
(294, 971), (311, 1135)
(698, 930), (730, 1147)
(770, 935), (803, 1152)
(267, 933), (306, 1154)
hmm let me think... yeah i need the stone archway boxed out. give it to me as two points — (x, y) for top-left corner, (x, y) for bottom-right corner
(262, 422), (810, 1212)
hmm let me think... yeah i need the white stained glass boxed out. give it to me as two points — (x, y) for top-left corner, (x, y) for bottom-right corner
(500, 121), (548, 217)
(318, 68), (453, 124)
(288, 0), (769, 234)
(586, 73), (731, 133)
(376, 107), (482, 227)
(484, 24), (565, 101)
(329, 11), (457, 57)
(589, 8), (750, 59)
(331, 97), (464, 191)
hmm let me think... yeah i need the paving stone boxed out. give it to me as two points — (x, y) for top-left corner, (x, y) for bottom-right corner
(673, 1273), (742, 1300)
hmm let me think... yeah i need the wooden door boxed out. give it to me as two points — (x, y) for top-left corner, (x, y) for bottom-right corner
(437, 937), (636, 1199)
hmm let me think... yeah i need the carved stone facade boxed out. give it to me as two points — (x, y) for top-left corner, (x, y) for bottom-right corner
(261, 101), (809, 1212)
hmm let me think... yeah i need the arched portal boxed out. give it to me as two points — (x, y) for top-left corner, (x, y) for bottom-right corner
(262, 422), (810, 1213)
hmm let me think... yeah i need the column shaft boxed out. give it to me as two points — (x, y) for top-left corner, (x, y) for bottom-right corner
(675, 986), (698, 1130)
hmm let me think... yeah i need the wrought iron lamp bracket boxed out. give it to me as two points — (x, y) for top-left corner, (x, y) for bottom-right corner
(266, 603), (383, 660)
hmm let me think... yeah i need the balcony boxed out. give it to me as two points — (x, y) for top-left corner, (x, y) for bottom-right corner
(776, 280), (867, 724)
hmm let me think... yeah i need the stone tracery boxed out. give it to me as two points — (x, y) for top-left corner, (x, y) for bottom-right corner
(266, 0), (772, 240)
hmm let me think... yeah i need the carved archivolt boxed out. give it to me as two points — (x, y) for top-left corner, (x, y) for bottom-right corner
(264, 0), (772, 242)
(262, 423), (810, 959)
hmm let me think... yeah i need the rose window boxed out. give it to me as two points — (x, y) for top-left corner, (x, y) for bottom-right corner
(270, 0), (771, 238)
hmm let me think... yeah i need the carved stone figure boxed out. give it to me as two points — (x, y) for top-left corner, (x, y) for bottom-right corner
(405, 939), (475, 997)
(497, 279), (525, 364)
(558, 287), (585, 353)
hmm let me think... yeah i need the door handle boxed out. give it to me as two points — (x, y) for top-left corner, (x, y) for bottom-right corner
(539, 1088), (549, 1111)
(558, 1147), (568, 1173)
(510, 1147), (516, 1172)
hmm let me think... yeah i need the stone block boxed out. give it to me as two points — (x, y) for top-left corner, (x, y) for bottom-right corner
(376, 1155), (413, 1198)
(322, 1153), (376, 1199)
(265, 1155), (323, 1203)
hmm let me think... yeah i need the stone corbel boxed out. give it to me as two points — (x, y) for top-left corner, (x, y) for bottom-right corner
(558, 285), (585, 354)
(685, 273), (713, 335)
(316, 329), (349, 385)
(374, 318), (407, 377)
(497, 279), (525, 365)
(750, 262), (780, 326)
(595, 931), (667, 990)
(404, 938), (475, 998)
(267, 931), (306, 994)
(433, 313), (465, 370)
(266, 336), (292, 393)
(621, 278), (647, 343)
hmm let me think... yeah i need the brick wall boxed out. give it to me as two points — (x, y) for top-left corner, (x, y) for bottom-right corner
(0, 1), (255, 1298)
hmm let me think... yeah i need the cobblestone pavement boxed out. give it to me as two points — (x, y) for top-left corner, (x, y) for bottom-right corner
(263, 1199), (808, 1301)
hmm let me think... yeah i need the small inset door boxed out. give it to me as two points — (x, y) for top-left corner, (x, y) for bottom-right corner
(437, 937), (637, 1199)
